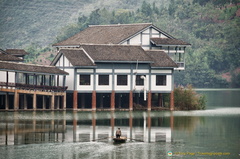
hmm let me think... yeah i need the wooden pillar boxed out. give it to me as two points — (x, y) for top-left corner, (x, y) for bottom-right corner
(147, 91), (151, 111)
(63, 93), (66, 110)
(158, 93), (163, 107)
(56, 96), (60, 110)
(33, 92), (37, 110)
(51, 93), (55, 110)
(170, 91), (174, 111)
(73, 90), (78, 110)
(14, 90), (19, 110)
(110, 91), (115, 110)
(5, 93), (9, 110)
(129, 91), (133, 111)
(42, 95), (46, 109)
(24, 94), (27, 110)
(92, 91), (96, 111)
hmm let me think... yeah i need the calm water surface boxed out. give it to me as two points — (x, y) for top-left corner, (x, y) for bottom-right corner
(0, 90), (239, 159)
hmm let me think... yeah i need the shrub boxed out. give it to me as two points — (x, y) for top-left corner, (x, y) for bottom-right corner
(174, 85), (206, 110)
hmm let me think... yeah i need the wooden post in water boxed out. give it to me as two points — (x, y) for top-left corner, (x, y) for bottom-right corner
(42, 95), (46, 110)
(73, 90), (78, 110)
(14, 90), (19, 110)
(5, 93), (9, 110)
(33, 92), (37, 110)
(111, 91), (115, 110)
(92, 91), (96, 111)
(51, 93), (55, 110)
(129, 91), (133, 111)
(24, 94), (27, 110)
(147, 91), (151, 111)
(63, 93), (66, 110)
(170, 91), (174, 111)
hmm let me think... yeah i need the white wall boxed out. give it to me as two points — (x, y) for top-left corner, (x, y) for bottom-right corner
(65, 68), (74, 90)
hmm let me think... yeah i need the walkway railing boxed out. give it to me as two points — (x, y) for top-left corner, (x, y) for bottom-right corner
(0, 82), (67, 92)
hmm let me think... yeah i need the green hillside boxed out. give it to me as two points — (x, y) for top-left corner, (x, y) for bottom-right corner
(0, 0), (163, 49)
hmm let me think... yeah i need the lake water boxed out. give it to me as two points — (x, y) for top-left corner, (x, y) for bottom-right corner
(0, 89), (239, 159)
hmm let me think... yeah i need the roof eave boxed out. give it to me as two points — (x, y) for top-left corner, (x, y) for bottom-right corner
(95, 61), (153, 64)
(52, 44), (80, 48)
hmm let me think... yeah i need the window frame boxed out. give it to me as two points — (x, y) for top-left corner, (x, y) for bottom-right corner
(98, 75), (109, 86)
(117, 75), (128, 86)
(79, 74), (91, 85)
(136, 75), (144, 86)
(156, 75), (166, 86)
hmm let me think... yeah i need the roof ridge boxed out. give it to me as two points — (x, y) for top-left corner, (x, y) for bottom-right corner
(80, 43), (142, 47)
(89, 23), (152, 27)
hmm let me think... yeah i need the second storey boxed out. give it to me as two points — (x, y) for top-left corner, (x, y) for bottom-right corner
(51, 44), (178, 93)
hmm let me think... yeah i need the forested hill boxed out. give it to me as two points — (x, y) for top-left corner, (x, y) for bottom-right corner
(0, 0), (162, 49)
(1, 0), (240, 88)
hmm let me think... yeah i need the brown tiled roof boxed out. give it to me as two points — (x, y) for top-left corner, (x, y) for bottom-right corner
(151, 38), (191, 46)
(5, 49), (29, 56)
(0, 49), (23, 61)
(145, 50), (178, 68)
(60, 49), (95, 66)
(81, 44), (152, 63)
(0, 61), (68, 75)
(53, 23), (154, 46)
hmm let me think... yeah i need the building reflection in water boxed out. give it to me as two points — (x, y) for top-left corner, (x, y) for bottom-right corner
(0, 111), (173, 145)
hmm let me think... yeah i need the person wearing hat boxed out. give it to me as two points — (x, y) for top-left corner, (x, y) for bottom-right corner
(116, 128), (121, 138)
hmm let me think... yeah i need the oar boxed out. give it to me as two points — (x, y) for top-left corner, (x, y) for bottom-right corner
(92, 136), (113, 141)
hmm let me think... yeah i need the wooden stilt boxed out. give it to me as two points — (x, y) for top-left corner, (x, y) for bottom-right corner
(147, 91), (151, 111)
(63, 93), (66, 110)
(24, 94), (27, 110)
(73, 90), (78, 110)
(14, 90), (19, 110)
(111, 91), (115, 110)
(56, 96), (60, 110)
(42, 95), (46, 110)
(129, 91), (133, 111)
(5, 93), (9, 110)
(33, 92), (37, 110)
(51, 94), (55, 110)
(92, 91), (96, 111)
(170, 91), (174, 111)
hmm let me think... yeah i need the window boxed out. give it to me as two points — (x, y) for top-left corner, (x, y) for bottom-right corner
(80, 75), (90, 85)
(117, 75), (128, 85)
(136, 75), (144, 86)
(156, 75), (166, 86)
(99, 75), (109, 85)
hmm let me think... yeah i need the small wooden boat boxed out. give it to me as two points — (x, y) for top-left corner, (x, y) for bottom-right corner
(113, 136), (127, 143)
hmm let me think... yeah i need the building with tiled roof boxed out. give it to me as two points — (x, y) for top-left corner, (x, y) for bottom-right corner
(51, 23), (191, 110)
(5, 49), (29, 60)
(53, 23), (190, 71)
(0, 49), (23, 62)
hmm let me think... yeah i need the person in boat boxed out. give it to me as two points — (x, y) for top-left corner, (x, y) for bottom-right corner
(116, 128), (121, 138)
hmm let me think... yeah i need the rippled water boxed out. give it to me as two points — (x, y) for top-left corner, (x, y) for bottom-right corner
(0, 90), (240, 159)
